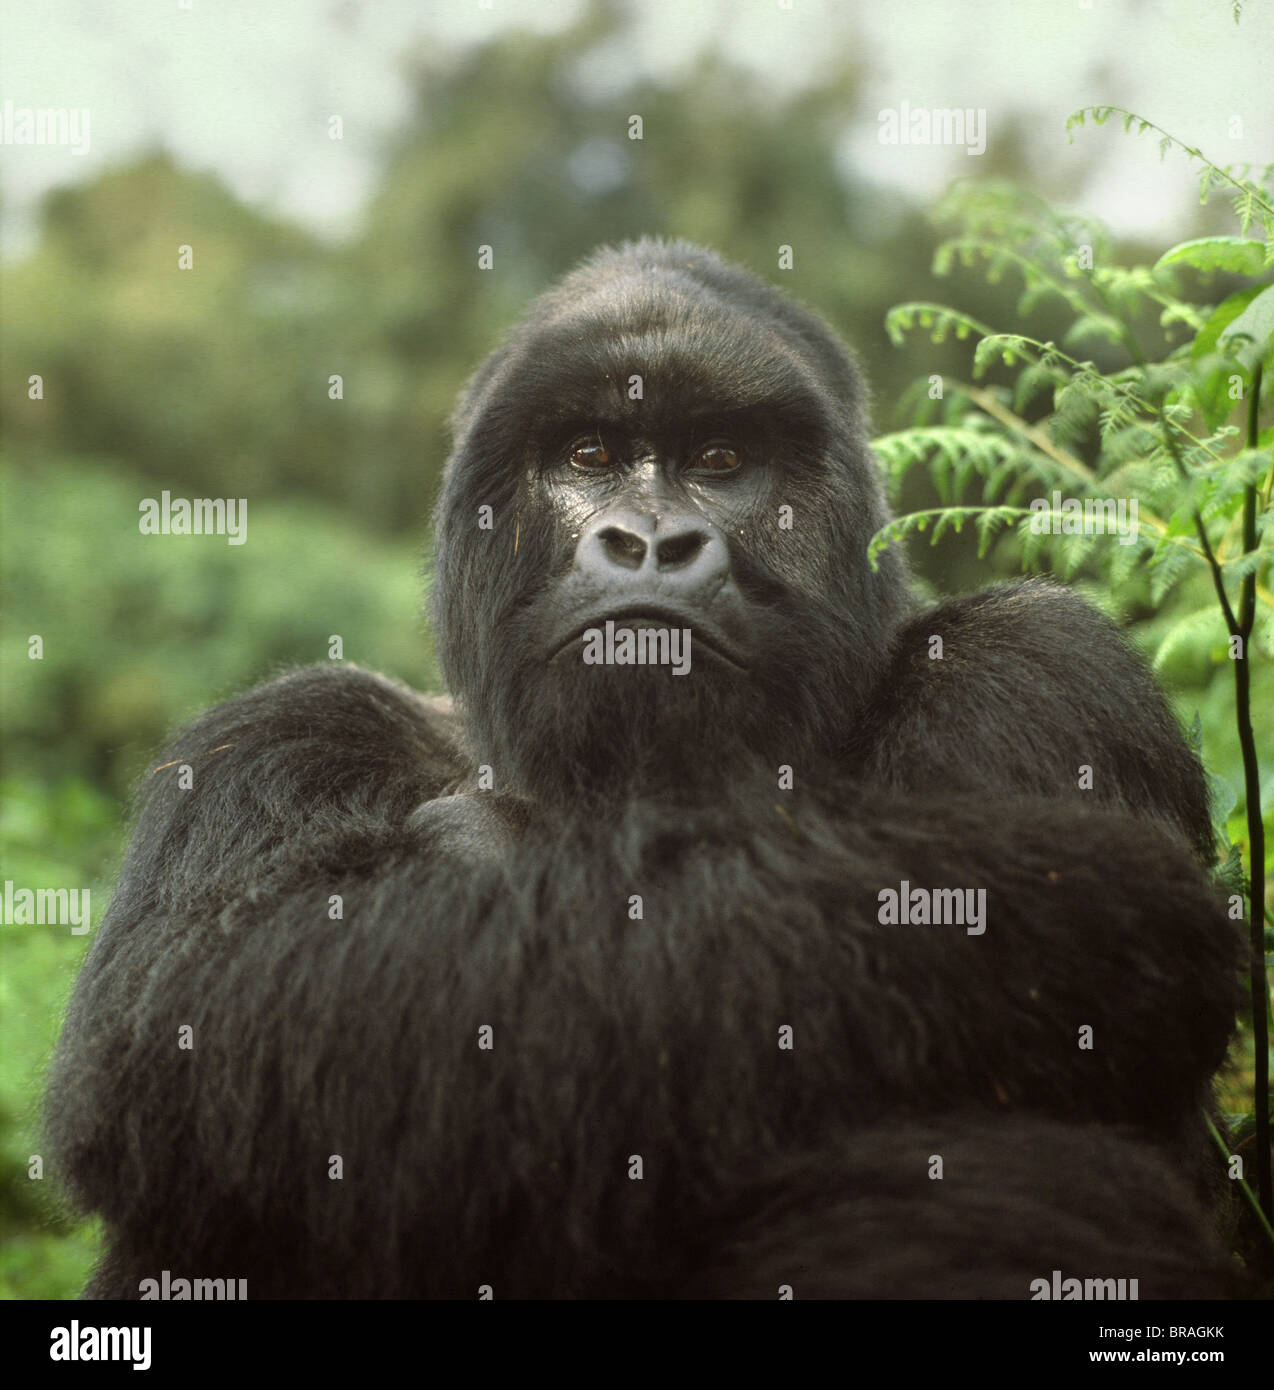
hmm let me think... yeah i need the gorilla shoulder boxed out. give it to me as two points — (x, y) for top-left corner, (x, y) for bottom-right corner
(124, 664), (469, 895)
(849, 578), (1212, 860)
(145, 662), (461, 783)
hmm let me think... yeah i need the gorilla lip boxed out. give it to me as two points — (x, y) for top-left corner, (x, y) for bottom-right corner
(550, 606), (747, 669)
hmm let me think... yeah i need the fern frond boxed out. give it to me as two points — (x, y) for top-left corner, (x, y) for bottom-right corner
(866, 506), (1027, 568)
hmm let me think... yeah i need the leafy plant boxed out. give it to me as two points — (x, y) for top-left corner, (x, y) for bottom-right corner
(873, 106), (1274, 1237)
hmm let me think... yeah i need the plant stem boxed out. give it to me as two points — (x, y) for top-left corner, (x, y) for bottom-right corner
(1207, 1114), (1274, 1243)
(1238, 359), (1271, 1221)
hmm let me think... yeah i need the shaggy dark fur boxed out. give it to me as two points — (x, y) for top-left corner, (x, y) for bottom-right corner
(46, 240), (1238, 1298)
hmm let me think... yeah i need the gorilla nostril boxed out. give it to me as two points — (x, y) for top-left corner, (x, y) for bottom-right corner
(598, 525), (648, 570)
(656, 530), (709, 571)
(577, 511), (725, 586)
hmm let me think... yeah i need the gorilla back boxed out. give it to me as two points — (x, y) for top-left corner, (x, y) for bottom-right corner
(46, 240), (1238, 1299)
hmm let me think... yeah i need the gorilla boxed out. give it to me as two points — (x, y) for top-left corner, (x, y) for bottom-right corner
(47, 239), (1240, 1299)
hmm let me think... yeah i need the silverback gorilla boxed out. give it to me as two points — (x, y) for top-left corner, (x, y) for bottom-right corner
(47, 240), (1240, 1299)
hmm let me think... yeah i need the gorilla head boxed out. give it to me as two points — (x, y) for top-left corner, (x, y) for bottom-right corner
(431, 240), (910, 805)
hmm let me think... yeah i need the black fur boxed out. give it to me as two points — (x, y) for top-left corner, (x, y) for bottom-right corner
(47, 240), (1238, 1298)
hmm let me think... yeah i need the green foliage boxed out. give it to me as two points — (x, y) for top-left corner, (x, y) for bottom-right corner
(878, 112), (1274, 1236)
(874, 147), (1274, 840)
(1067, 105), (1274, 239)
(0, 778), (116, 1298)
(0, 458), (438, 1298)
(867, 504), (1029, 565)
(2, 455), (438, 800)
(1156, 237), (1273, 277)
(0, 14), (939, 545)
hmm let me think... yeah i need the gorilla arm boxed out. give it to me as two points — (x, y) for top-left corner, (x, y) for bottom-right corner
(849, 578), (1215, 860)
(45, 665), (1236, 1297)
(44, 664), (466, 1295)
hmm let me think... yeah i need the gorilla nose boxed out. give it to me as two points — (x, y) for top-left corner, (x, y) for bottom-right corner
(577, 511), (727, 592)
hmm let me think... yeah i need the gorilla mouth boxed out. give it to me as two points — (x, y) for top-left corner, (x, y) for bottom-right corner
(549, 607), (748, 670)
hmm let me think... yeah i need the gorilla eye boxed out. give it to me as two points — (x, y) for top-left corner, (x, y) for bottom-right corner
(691, 442), (741, 473)
(569, 439), (613, 470)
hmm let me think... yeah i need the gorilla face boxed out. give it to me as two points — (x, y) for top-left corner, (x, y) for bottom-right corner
(431, 241), (910, 804)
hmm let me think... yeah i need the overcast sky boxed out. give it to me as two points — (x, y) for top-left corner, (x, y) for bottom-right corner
(2, 0), (1271, 256)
